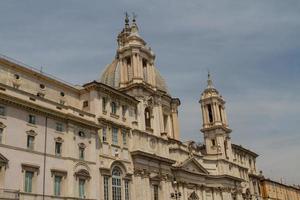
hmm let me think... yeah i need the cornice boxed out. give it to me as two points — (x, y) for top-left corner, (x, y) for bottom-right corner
(131, 150), (176, 165)
(0, 55), (80, 92)
(0, 143), (96, 165)
(82, 81), (139, 105)
(0, 82), (95, 117)
(0, 91), (101, 130)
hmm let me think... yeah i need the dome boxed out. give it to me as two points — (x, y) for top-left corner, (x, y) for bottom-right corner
(99, 60), (170, 94)
(100, 60), (120, 88)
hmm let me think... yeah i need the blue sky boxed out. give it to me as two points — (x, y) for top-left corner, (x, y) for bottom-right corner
(0, 0), (299, 185)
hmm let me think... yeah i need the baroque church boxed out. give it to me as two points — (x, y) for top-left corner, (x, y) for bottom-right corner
(0, 15), (261, 200)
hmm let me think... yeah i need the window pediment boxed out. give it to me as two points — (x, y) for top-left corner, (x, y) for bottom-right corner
(21, 163), (40, 174)
(54, 137), (64, 143)
(0, 153), (8, 168)
(74, 169), (91, 180)
(51, 169), (67, 177)
(26, 130), (37, 136)
(0, 122), (6, 129)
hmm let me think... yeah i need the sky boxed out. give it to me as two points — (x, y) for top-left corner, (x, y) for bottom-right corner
(0, 0), (299, 185)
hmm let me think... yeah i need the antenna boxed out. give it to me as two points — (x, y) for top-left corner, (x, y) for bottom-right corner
(132, 12), (137, 22)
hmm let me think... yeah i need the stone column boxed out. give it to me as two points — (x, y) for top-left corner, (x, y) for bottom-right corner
(201, 105), (205, 126)
(132, 54), (138, 78)
(167, 115), (173, 138)
(150, 63), (155, 86)
(123, 60), (128, 83)
(120, 59), (125, 85)
(171, 110), (180, 140)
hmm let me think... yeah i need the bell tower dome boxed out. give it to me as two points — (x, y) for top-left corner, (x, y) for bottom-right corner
(199, 73), (232, 159)
(100, 14), (169, 94)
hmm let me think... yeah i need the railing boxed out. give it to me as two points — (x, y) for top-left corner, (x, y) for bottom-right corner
(0, 53), (76, 89)
(0, 188), (19, 199)
(19, 193), (97, 200)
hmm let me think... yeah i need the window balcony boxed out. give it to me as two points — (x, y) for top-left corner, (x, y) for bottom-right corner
(0, 188), (19, 200)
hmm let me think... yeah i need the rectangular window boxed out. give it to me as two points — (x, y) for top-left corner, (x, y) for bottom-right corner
(83, 100), (89, 108)
(153, 185), (159, 200)
(56, 123), (63, 132)
(122, 129), (127, 146)
(28, 114), (36, 124)
(24, 171), (33, 193)
(55, 142), (62, 156)
(102, 97), (107, 112)
(79, 178), (85, 198)
(125, 180), (130, 200)
(104, 176), (109, 200)
(0, 128), (3, 143)
(54, 175), (62, 196)
(0, 106), (5, 116)
(79, 147), (85, 160)
(27, 135), (35, 150)
(122, 105), (127, 117)
(102, 127), (107, 142)
(112, 127), (118, 145)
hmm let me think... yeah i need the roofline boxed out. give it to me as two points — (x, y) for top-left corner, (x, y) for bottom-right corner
(232, 144), (259, 157)
(0, 54), (80, 92)
(261, 178), (300, 191)
(82, 81), (139, 104)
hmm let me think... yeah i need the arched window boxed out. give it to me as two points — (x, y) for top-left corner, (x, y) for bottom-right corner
(112, 167), (122, 200)
(207, 104), (213, 123)
(145, 107), (151, 128)
(111, 102), (117, 115)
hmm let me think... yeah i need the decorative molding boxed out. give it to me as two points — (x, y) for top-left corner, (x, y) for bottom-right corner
(26, 129), (37, 136)
(50, 169), (67, 178)
(21, 163), (40, 174)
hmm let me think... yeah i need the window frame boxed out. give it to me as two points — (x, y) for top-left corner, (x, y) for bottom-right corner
(104, 176), (109, 200)
(56, 123), (63, 132)
(111, 102), (117, 115)
(79, 178), (86, 198)
(122, 129), (127, 146)
(125, 179), (130, 200)
(24, 171), (34, 193)
(54, 175), (62, 196)
(0, 105), (5, 116)
(153, 185), (159, 200)
(78, 144), (85, 160)
(28, 114), (36, 125)
(112, 127), (118, 145)
(102, 127), (107, 142)
(112, 167), (122, 200)
(102, 97), (107, 112)
(55, 142), (62, 156)
(0, 128), (3, 144)
(27, 135), (35, 150)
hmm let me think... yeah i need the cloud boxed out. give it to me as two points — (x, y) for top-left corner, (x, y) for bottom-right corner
(0, 0), (299, 185)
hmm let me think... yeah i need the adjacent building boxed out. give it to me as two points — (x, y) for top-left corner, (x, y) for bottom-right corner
(260, 179), (300, 200)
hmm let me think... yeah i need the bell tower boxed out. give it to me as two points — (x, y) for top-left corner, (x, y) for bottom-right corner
(116, 14), (156, 89)
(199, 73), (233, 159)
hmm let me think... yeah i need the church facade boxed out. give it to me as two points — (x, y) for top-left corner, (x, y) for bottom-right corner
(0, 16), (262, 200)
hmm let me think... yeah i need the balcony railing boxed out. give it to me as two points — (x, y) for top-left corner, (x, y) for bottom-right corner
(0, 188), (19, 199)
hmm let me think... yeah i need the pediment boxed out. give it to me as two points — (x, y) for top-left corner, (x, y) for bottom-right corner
(176, 157), (209, 175)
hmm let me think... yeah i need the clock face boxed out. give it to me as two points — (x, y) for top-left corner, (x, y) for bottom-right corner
(150, 138), (157, 149)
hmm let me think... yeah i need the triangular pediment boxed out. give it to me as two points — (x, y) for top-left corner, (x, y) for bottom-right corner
(177, 157), (209, 175)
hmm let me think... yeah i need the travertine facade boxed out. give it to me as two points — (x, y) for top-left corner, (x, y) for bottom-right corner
(0, 16), (294, 200)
